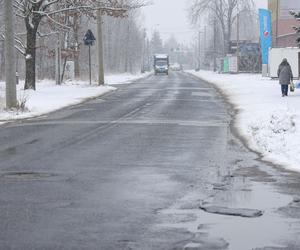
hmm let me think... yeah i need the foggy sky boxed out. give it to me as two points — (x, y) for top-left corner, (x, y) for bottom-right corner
(142, 0), (268, 44)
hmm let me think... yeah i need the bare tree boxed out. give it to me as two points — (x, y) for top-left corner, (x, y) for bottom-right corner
(291, 11), (300, 48)
(150, 30), (164, 54)
(189, 0), (254, 55)
(101, 8), (144, 74)
(9, 0), (147, 90)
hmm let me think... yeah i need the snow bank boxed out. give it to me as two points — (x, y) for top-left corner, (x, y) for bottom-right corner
(188, 70), (300, 172)
(0, 72), (150, 123)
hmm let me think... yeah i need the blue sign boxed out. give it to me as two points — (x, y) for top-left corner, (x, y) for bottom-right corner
(259, 9), (272, 65)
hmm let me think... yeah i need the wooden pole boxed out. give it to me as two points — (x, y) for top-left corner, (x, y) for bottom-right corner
(97, 10), (104, 85)
(4, 0), (17, 108)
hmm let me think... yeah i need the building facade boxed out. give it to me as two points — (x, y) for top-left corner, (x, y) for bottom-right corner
(268, 0), (300, 47)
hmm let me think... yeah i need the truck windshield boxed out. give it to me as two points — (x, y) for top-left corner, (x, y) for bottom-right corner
(156, 60), (167, 66)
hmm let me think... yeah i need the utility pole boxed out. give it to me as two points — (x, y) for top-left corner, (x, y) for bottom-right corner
(97, 9), (104, 85)
(4, 0), (17, 109)
(55, 33), (61, 85)
(213, 18), (217, 72)
(236, 1), (240, 73)
(146, 38), (151, 70)
(88, 44), (92, 85)
(198, 31), (201, 70)
(83, 30), (96, 85)
(141, 29), (146, 73)
(204, 26), (207, 69)
(125, 19), (130, 72)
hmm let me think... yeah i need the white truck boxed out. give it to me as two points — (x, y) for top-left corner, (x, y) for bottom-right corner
(154, 54), (169, 75)
(268, 48), (300, 79)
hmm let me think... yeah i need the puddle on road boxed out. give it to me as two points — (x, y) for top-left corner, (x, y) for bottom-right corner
(158, 181), (300, 250)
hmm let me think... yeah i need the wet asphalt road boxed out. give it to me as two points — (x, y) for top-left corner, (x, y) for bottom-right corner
(1, 72), (300, 250)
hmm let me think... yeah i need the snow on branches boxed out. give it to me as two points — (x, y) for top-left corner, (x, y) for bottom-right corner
(8, 0), (149, 89)
(290, 11), (300, 48)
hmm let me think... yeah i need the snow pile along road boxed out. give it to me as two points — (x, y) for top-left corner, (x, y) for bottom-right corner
(0, 72), (150, 123)
(188, 70), (300, 172)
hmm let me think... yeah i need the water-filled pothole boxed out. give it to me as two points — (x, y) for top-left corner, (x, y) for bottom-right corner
(0, 172), (57, 180)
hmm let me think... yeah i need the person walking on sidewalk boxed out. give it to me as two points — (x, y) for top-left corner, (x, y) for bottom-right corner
(277, 58), (293, 97)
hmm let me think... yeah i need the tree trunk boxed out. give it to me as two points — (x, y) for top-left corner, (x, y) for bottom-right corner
(125, 20), (130, 72)
(74, 55), (80, 79)
(37, 37), (45, 80)
(0, 41), (5, 80)
(223, 32), (230, 56)
(97, 10), (104, 85)
(73, 13), (80, 79)
(226, 18), (232, 55)
(25, 28), (37, 90)
(221, 26), (227, 56)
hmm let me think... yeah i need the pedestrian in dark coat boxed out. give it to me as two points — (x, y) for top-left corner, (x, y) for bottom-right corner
(277, 58), (293, 97)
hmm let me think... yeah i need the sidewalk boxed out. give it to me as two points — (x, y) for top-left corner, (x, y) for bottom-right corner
(0, 72), (150, 124)
(188, 70), (300, 172)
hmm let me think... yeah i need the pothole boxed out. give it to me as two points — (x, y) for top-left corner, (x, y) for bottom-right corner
(0, 171), (57, 181)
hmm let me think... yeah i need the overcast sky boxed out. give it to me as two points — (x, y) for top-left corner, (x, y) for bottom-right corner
(142, 0), (268, 44)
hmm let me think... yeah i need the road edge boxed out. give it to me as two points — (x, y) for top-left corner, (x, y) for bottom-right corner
(185, 71), (292, 173)
(0, 73), (153, 126)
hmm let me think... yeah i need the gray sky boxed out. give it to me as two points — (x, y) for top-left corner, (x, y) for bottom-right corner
(142, 0), (268, 44)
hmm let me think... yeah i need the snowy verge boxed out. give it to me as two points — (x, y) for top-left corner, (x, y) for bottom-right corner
(0, 72), (151, 124)
(187, 70), (300, 172)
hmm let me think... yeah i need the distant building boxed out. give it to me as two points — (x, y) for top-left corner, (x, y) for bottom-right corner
(268, 0), (300, 47)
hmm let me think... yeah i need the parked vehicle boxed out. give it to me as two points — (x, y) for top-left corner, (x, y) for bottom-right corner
(154, 54), (169, 75)
(170, 63), (182, 71)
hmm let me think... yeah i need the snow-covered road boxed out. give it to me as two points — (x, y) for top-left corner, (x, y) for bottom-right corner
(188, 70), (300, 172)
